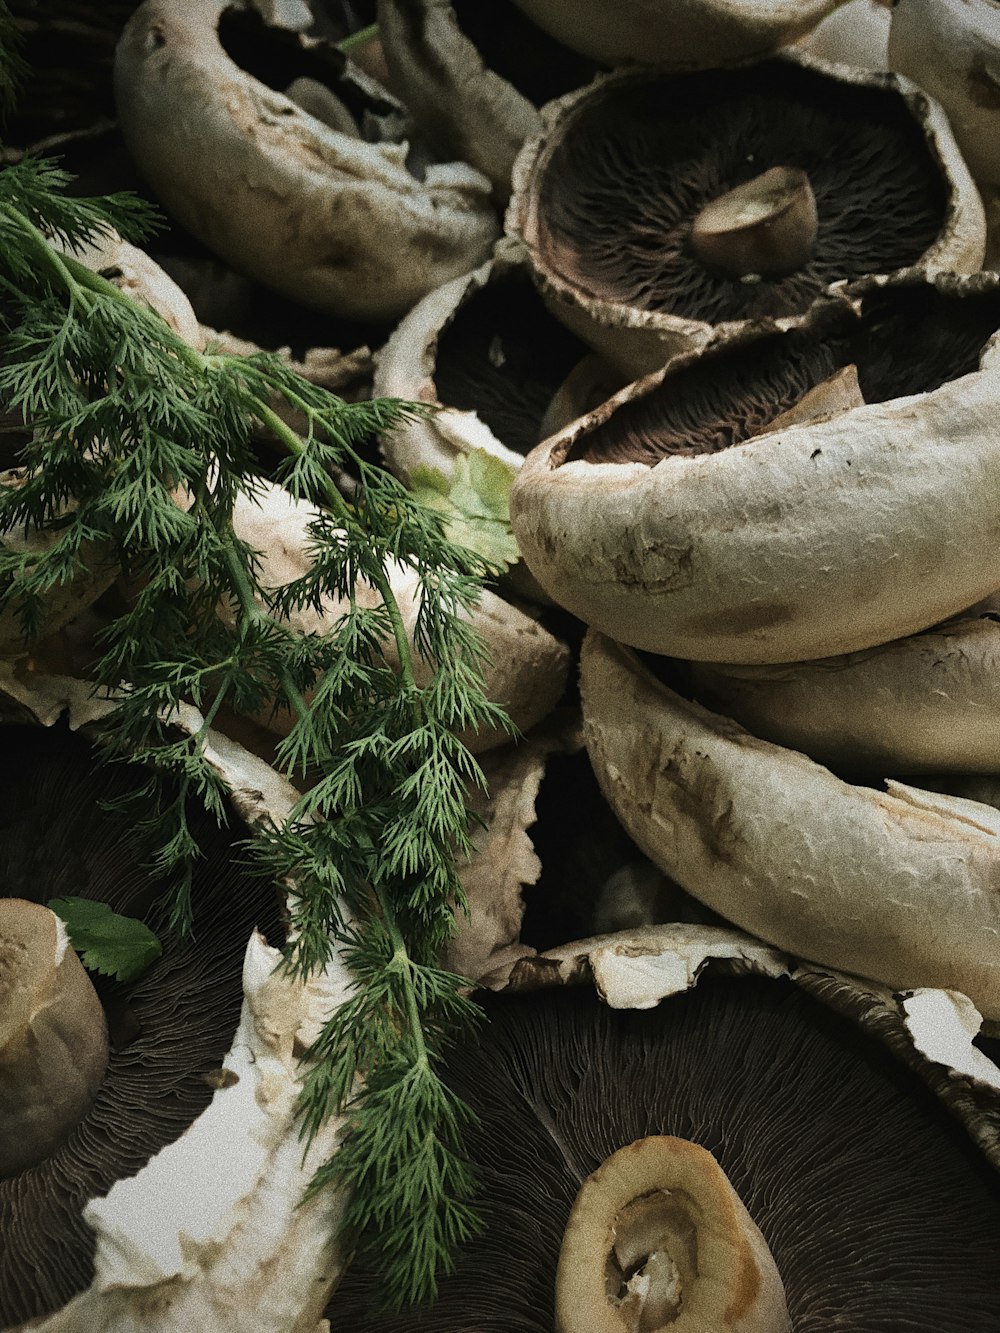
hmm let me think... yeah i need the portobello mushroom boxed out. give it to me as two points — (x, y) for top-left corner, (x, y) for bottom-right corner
(510, 271), (1000, 663)
(507, 52), (985, 376)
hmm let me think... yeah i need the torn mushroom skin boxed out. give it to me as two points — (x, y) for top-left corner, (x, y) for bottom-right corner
(507, 52), (985, 377)
(556, 1136), (790, 1333)
(113, 0), (500, 323)
(0, 899), (109, 1179)
(579, 629), (1000, 1020)
(510, 271), (1000, 664)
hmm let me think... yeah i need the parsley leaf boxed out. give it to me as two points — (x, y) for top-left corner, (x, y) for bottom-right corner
(48, 896), (162, 982)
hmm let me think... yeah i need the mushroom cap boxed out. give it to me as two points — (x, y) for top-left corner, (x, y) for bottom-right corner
(230, 480), (569, 751)
(579, 629), (1000, 1019)
(507, 52), (985, 377)
(0, 899), (109, 1179)
(509, 272), (1000, 663)
(798, 0), (891, 71)
(687, 597), (1000, 774)
(509, 0), (841, 66)
(889, 0), (1000, 187)
(330, 969), (1000, 1330)
(113, 0), (499, 322)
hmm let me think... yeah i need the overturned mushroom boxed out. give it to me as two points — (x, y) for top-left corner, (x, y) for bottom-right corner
(510, 272), (1000, 663)
(329, 965), (1000, 1330)
(508, 53), (984, 376)
(579, 630), (1000, 1019)
(113, 0), (499, 322)
(0, 900), (109, 1180)
(687, 594), (1000, 775)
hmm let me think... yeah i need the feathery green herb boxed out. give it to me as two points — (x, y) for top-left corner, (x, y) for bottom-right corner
(0, 105), (512, 1304)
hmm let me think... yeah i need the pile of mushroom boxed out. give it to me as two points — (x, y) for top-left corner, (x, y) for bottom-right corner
(8, 0), (1000, 1326)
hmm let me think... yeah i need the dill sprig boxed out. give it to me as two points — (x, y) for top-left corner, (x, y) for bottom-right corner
(0, 149), (512, 1306)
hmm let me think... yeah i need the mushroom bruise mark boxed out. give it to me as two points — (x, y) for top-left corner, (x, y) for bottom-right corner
(567, 282), (1000, 466)
(0, 723), (285, 1328)
(537, 62), (948, 325)
(433, 277), (591, 457)
(329, 976), (1000, 1331)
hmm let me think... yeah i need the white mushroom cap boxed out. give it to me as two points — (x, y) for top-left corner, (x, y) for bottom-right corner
(688, 597), (1000, 774)
(579, 630), (1000, 1019)
(510, 276), (1000, 663)
(889, 0), (1000, 187)
(798, 0), (891, 71)
(509, 0), (841, 67)
(0, 899), (108, 1178)
(113, 0), (499, 322)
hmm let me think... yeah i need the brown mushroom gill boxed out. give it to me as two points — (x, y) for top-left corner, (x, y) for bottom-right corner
(329, 976), (1000, 1330)
(433, 277), (594, 456)
(564, 281), (1000, 466)
(536, 62), (948, 325)
(0, 722), (284, 1329)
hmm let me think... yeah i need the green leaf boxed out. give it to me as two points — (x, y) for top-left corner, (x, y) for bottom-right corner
(47, 896), (163, 982)
(410, 451), (520, 569)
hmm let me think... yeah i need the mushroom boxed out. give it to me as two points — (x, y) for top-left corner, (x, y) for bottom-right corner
(798, 0), (892, 70)
(507, 52), (985, 376)
(0, 671), (351, 1331)
(229, 479), (570, 752)
(328, 961), (1000, 1330)
(889, 0), (1000, 189)
(508, 0), (842, 66)
(376, 0), (599, 199)
(375, 243), (623, 488)
(686, 594), (1000, 775)
(579, 629), (1000, 1019)
(510, 271), (1000, 663)
(113, 0), (500, 323)
(0, 900), (109, 1180)
(556, 1136), (790, 1333)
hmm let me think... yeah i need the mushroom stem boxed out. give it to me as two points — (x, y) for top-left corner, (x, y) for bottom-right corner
(0, 898), (109, 1177)
(691, 167), (818, 279)
(556, 1136), (790, 1333)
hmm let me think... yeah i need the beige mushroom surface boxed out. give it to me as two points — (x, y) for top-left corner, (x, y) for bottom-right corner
(580, 630), (1000, 1019)
(113, 0), (499, 322)
(688, 595), (1000, 774)
(510, 273), (1000, 663)
(507, 52), (984, 377)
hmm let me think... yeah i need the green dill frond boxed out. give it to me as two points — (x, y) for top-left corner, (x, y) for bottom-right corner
(0, 1), (26, 119)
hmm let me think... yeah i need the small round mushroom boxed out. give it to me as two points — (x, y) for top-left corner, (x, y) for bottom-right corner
(687, 594), (1000, 775)
(579, 629), (1000, 1019)
(0, 899), (109, 1179)
(507, 52), (985, 376)
(556, 1136), (790, 1333)
(113, 0), (500, 322)
(510, 271), (1000, 663)
(508, 0), (841, 66)
(889, 0), (1000, 188)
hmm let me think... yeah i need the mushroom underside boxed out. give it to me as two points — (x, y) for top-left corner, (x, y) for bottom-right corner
(534, 62), (950, 325)
(0, 722), (284, 1328)
(564, 280), (1000, 466)
(329, 975), (1000, 1330)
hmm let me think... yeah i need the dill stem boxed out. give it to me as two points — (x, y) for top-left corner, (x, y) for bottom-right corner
(375, 881), (432, 1073)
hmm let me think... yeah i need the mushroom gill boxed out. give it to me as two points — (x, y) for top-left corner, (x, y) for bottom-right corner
(0, 721), (284, 1329)
(327, 975), (1000, 1330)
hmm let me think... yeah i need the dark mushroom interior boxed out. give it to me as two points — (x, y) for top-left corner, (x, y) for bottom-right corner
(562, 278), (1000, 466)
(433, 275), (596, 457)
(330, 974), (1000, 1331)
(535, 61), (950, 326)
(0, 721), (284, 1329)
(448, 0), (598, 108)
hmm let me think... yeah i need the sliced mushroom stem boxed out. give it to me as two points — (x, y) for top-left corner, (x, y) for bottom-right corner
(556, 1136), (790, 1333)
(691, 167), (818, 279)
(0, 898), (109, 1177)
